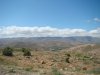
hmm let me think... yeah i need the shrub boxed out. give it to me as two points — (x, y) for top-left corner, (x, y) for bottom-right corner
(65, 53), (71, 63)
(22, 48), (26, 52)
(25, 67), (33, 71)
(22, 48), (31, 56)
(2, 47), (13, 56)
(65, 57), (70, 63)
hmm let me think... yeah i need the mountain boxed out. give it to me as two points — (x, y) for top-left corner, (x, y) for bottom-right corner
(0, 36), (100, 50)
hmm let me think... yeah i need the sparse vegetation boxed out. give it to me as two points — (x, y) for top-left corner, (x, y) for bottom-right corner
(52, 68), (63, 75)
(87, 67), (100, 74)
(0, 44), (99, 75)
(83, 45), (93, 51)
(8, 68), (16, 73)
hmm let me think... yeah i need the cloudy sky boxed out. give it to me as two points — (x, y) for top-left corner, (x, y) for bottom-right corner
(0, 0), (100, 38)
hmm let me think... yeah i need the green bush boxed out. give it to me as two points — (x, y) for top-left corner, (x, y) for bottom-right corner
(25, 67), (33, 71)
(2, 47), (13, 56)
(22, 48), (26, 52)
(22, 48), (31, 56)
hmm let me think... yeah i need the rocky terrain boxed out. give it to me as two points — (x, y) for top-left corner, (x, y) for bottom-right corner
(0, 44), (100, 75)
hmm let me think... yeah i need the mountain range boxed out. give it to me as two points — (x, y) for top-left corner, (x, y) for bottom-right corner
(0, 36), (100, 50)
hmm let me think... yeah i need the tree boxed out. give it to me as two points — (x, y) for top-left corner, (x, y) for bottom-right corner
(2, 47), (13, 56)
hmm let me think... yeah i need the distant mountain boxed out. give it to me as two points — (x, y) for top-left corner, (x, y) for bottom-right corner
(0, 36), (100, 50)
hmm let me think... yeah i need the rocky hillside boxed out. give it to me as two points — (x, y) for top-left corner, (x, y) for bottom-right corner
(0, 44), (100, 75)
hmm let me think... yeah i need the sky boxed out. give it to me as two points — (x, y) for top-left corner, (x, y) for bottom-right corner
(0, 0), (100, 37)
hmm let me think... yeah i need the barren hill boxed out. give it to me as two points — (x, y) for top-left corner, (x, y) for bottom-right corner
(0, 36), (100, 50)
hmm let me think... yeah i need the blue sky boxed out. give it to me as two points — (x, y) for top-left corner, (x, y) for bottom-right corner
(0, 0), (100, 37)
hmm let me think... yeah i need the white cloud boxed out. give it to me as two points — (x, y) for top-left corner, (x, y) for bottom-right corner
(94, 18), (100, 22)
(89, 28), (100, 37)
(0, 26), (99, 38)
(87, 17), (100, 23)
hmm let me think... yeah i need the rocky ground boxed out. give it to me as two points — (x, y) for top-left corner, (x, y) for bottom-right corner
(0, 44), (100, 75)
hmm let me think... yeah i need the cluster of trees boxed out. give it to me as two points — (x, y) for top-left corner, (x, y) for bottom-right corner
(2, 47), (31, 56)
